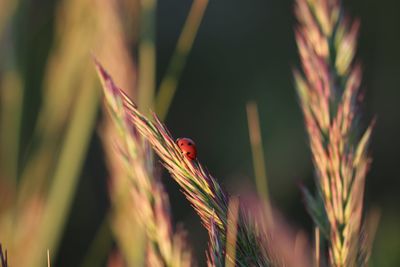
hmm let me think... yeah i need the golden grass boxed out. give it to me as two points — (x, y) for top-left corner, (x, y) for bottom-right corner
(97, 59), (193, 266)
(294, 0), (376, 266)
(96, 61), (277, 266)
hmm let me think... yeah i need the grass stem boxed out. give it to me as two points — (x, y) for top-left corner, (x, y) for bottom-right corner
(0, 72), (23, 183)
(30, 71), (100, 267)
(156, 0), (209, 120)
(315, 227), (320, 267)
(225, 197), (239, 267)
(246, 102), (272, 222)
(138, 0), (157, 112)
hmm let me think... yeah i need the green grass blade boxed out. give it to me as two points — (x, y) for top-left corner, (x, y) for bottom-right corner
(138, 0), (157, 112)
(156, 0), (209, 120)
(29, 72), (100, 267)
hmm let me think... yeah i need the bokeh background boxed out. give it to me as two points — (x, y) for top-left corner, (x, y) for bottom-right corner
(0, 0), (399, 266)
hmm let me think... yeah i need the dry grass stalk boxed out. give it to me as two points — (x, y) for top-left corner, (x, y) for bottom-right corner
(98, 61), (193, 266)
(294, 0), (375, 266)
(104, 124), (146, 266)
(96, 61), (228, 230)
(89, 0), (146, 265)
(95, 61), (272, 266)
(99, 0), (210, 264)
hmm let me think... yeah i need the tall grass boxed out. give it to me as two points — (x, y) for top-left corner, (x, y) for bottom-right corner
(96, 0), (209, 265)
(94, 1), (378, 265)
(0, 0), (380, 265)
(0, 0), (99, 265)
(0, 0), (125, 265)
(96, 62), (269, 266)
(92, 0), (146, 265)
(96, 60), (317, 267)
(293, 0), (376, 266)
(97, 59), (193, 266)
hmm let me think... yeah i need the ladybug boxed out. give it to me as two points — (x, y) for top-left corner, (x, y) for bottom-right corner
(176, 138), (197, 160)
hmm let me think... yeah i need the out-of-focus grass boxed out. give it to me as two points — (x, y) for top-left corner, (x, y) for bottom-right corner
(246, 101), (272, 223)
(0, 0), (22, 191)
(22, 0), (106, 263)
(31, 70), (99, 267)
(94, 0), (209, 265)
(138, 0), (157, 112)
(372, 213), (400, 267)
(0, 0), (107, 265)
(156, 0), (209, 120)
(0, 72), (23, 186)
(91, 1), (146, 264)
(2, 0), (397, 266)
(0, 0), (18, 36)
(0, 0), (148, 263)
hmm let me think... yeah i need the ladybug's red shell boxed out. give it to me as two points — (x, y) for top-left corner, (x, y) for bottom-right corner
(176, 138), (197, 160)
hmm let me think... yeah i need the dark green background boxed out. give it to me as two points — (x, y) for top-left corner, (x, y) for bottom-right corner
(8, 0), (400, 266)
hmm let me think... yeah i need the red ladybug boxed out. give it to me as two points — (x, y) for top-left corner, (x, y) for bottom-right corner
(176, 138), (197, 160)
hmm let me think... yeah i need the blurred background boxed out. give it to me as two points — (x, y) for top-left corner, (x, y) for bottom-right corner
(0, 0), (399, 266)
